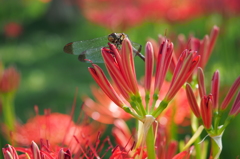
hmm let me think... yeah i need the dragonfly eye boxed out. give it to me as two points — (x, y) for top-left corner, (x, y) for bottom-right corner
(108, 35), (115, 43)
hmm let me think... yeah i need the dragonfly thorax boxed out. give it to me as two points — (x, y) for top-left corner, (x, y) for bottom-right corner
(108, 33), (128, 46)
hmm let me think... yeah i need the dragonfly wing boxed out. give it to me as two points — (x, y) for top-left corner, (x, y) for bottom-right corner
(63, 36), (108, 55)
(78, 47), (105, 63)
(131, 41), (142, 53)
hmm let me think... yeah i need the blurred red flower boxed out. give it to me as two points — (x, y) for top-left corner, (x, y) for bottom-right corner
(11, 112), (104, 153)
(160, 82), (191, 126)
(83, 85), (132, 124)
(200, 0), (240, 16)
(76, 0), (239, 31)
(78, 0), (204, 31)
(0, 66), (20, 93)
(78, 0), (147, 31)
(143, 0), (203, 23)
(3, 22), (22, 38)
(145, 79), (191, 126)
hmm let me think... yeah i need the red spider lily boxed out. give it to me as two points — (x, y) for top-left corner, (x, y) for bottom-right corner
(144, 42), (154, 92)
(10, 111), (104, 154)
(102, 41), (139, 96)
(200, 95), (213, 129)
(164, 49), (200, 102)
(164, 141), (178, 159)
(88, 39), (146, 120)
(3, 137), (113, 159)
(155, 123), (178, 159)
(197, 68), (206, 98)
(186, 84), (201, 118)
(211, 70), (220, 110)
(229, 91), (240, 116)
(58, 148), (71, 159)
(198, 68), (240, 113)
(149, 26), (219, 75)
(112, 118), (192, 159)
(88, 64), (126, 108)
(175, 26), (219, 71)
(172, 150), (191, 159)
(112, 119), (134, 152)
(2, 145), (19, 159)
(3, 142), (57, 159)
(110, 146), (129, 159)
(154, 40), (173, 94)
(186, 68), (240, 130)
(155, 110), (195, 159)
(82, 86), (131, 124)
(87, 36), (200, 158)
(110, 146), (148, 159)
(186, 69), (214, 129)
(220, 76), (240, 111)
(89, 37), (199, 121)
(3, 22), (22, 38)
(0, 66), (20, 93)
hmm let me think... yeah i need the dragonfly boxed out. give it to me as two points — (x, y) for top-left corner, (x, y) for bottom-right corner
(63, 33), (145, 63)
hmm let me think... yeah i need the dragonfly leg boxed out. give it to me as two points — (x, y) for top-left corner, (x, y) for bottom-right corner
(133, 46), (145, 62)
(137, 52), (145, 61)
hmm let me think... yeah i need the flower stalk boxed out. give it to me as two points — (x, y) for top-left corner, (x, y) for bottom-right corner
(0, 65), (20, 132)
(146, 125), (156, 159)
(0, 92), (16, 131)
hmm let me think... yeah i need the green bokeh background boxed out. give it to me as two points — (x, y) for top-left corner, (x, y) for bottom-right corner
(0, 0), (239, 158)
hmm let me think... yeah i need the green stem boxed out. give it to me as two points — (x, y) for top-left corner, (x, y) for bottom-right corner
(194, 136), (202, 159)
(191, 114), (202, 159)
(122, 106), (143, 121)
(213, 111), (222, 133)
(130, 94), (146, 117)
(146, 125), (156, 159)
(150, 92), (159, 113)
(1, 92), (16, 131)
(136, 94), (147, 116)
(145, 91), (150, 113)
(129, 101), (142, 116)
(152, 100), (168, 118)
(219, 116), (233, 133)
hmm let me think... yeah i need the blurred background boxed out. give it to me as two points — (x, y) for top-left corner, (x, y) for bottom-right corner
(0, 0), (239, 158)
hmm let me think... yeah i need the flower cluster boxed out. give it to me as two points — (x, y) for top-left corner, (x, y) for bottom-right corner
(186, 68), (240, 131)
(89, 38), (200, 121)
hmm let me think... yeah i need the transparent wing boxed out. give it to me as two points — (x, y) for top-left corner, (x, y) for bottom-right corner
(78, 47), (105, 63)
(63, 36), (108, 55)
(78, 41), (144, 63)
(131, 41), (142, 53)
